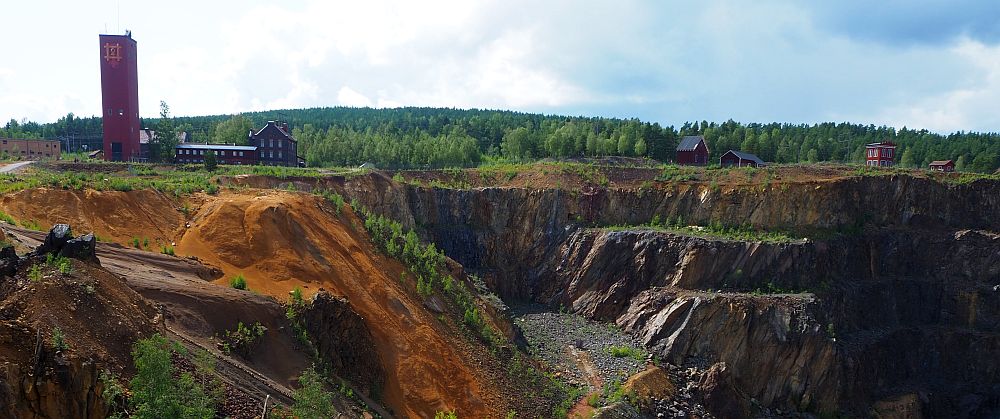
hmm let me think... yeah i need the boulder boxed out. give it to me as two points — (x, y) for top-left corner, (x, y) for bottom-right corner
(37, 224), (72, 255)
(622, 366), (677, 412)
(699, 362), (751, 419)
(59, 234), (98, 264)
(0, 245), (17, 277)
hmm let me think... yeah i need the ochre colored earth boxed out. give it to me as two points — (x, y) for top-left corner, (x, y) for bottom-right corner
(2, 188), (501, 418)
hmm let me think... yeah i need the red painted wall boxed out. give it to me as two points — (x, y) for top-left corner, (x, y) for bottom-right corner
(676, 142), (709, 165)
(865, 144), (896, 167)
(99, 34), (141, 161)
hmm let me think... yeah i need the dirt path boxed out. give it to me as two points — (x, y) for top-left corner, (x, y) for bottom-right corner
(0, 161), (34, 173)
(567, 346), (603, 419)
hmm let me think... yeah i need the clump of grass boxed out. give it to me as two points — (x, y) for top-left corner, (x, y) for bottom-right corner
(160, 245), (175, 256)
(230, 274), (247, 290)
(45, 253), (71, 274)
(0, 210), (16, 225)
(21, 220), (42, 231)
(607, 345), (646, 361)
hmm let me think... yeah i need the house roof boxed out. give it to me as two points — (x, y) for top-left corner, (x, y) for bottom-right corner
(929, 160), (954, 166)
(866, 142), (897, 147)
(677, 136), (706, 151)
(722, 149), (765, 165)
(251, 121), (297, 143)
(176, 144), (258, 151)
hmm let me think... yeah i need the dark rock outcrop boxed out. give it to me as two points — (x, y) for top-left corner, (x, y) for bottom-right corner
(32, 224), (99, 265)
(59, 233), (98, 263)
(330, 173), (1000, 416)
(0, 245), (18, 277)
(699, 362), (751, 419)
(302, 291), (384, 397)
(36, 224), (73, 255)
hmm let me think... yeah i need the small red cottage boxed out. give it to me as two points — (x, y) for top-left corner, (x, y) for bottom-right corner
(865, 142), (896, 167)
(929, 160), (955, 172)
(720, 150), (766, 167)
(676, 135), (709, 166)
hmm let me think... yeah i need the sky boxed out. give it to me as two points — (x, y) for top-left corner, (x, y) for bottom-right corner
(2, 0), (1000, 133)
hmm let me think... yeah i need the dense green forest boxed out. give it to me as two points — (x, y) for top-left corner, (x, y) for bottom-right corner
(4, 107), (999, 172)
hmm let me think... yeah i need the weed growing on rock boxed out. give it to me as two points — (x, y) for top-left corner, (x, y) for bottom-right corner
(229, 274), (247, 290)
(28, 264), (42, 282)
(51, 327), (68, 352)
(100, 370), (128, 419)
(221, 321), (266, 358)
(434, 411), (458, 419)
(161, 246), (175, 256)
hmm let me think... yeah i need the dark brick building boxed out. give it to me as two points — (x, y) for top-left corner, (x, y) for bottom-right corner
(175, 144), (258, 165)
(250, 121), (301, 167)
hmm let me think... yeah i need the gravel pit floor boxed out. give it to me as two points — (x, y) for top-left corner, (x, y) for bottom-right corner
(512, 304), (647, 390)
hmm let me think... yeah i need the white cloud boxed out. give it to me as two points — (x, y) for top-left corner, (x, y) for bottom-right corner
(3, 0), (1000, 134)
(864, 39), (1000, 132)
(336, 86), (372, 107)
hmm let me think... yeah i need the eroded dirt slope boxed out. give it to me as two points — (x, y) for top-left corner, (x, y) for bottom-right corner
(174, 192), (502, 418)
(0, 188), (184, 245)
(2, 187), (506, 417)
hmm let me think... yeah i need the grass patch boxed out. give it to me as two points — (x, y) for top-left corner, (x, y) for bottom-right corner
(607, 345), (646, 361)
(229, 274), (247, 290)
(602, 216), (799, 243)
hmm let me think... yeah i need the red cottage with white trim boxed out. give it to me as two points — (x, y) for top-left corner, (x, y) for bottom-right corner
(865, 142), (896, 167)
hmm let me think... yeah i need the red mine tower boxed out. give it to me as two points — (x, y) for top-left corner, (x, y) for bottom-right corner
(99, 32), (141, 161)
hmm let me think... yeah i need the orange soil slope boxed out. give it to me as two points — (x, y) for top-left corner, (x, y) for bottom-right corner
(175, 191), (498, 418)
(0, 188), (184, 245)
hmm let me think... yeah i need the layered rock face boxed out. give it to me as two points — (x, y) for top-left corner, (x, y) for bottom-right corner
(335, 174), (1000, 416)
(302, 291), (384, 397)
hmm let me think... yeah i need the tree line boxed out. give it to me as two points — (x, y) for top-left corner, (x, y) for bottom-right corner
(5, 107), (999, 172)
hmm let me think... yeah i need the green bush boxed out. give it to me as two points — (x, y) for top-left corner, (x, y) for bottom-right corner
(130, 334), (215, 419)
(221, 321), (266, 357)
(229, 274), (247, 290)
(292, 366), (336, 419)
(161, 246), (175, 256)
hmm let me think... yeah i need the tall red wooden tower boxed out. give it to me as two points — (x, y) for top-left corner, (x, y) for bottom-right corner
(99, 32), (140, 161)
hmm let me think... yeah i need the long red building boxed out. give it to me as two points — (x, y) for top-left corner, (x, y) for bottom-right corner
(99, 32), (141, 161)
